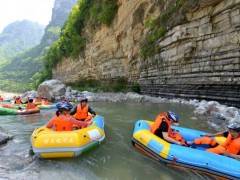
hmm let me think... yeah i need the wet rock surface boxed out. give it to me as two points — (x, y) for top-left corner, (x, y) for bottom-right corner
(0, 128), (12, 146)
(21, 91), (37, 99)
(36, 80), (240, 130)
(37, 79), (66, 100)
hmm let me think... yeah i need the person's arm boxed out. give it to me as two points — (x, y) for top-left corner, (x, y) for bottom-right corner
(162, 132), (182, 145)
(70, 106), (77, 115)
(205, 131), (227, 137)
(88, 106), (96, 116)
(46, 117), (55, 128)
(69, 117), (89, 128)
(46, 116), (58, 128)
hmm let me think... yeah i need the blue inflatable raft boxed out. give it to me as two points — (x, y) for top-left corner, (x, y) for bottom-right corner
(132, 120), (240, 179)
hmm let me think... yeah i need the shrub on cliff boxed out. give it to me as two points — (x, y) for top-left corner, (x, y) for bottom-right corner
(43, 0), (118, 82)
(67, 78), (140, 93)
(140, 0), (199, 59)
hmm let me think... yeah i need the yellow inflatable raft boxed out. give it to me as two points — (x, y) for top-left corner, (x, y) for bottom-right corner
(31, 115), (105, 158)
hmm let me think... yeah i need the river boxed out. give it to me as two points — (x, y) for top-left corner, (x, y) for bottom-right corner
(0, 102), (216, 180)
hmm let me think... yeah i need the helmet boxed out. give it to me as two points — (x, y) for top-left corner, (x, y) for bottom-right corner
(78, 96), (88, 102)
(28, 96), (34, 101)
(167, 111), (180, 122)
(56, 102), (73, 111)
(227, 123), (240, 132)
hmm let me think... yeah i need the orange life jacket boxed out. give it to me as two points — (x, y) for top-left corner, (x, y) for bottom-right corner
(208, 133), (240, 155)
(41, 99), (49, 105)
(194, 136), (217, 147)
(150, 112), (185, 144)
(26, 103), (37, 110)
(222, 133), (240, 154)
(34, 98), (41, 104)
(49, 115), (74, 131)
(15, 99), (22, 104)
(74, 104), (92, 121)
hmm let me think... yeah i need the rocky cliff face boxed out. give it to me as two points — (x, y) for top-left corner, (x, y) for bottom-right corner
(40, 0), (77, 48)
(53, 0), (160, 82)
(53, 0), (240, 107)
(140, 0), (240, 107)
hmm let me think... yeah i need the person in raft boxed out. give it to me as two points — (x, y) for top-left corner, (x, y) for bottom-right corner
(14, 96), (23, 104)
(70, 96), (96, 122)
(191, 123), (240, 159)
(41, 97), (50, 105)
(0, 95), (3, 101)
(150, 111), (187, 146)
(46, 102), (90, 131)
(26, 98), (38, 110)
(33, 96), (42, 104)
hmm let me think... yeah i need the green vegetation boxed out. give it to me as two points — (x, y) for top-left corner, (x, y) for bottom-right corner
(0, 79), (32, 93)
(0, 20), (44, 60)
(47, 26), (61, 35)
(68, 78), (141, 93)
(140, 0), (198, 59)
(43, 0), (118, 82)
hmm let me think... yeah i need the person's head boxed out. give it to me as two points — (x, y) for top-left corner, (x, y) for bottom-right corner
(56, 102), (73, 116)
(28, 99), (34, 103)
(167, 111), (180, 125)
(228, 123), (240, 138)
(79, 96), (88, 107)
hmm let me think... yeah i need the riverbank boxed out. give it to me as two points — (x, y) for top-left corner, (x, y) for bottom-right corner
(0, 90), (19, 99)
(82, 91), (240, 130)
(3, 79), (240, 130)
(35, 79), (240, 130)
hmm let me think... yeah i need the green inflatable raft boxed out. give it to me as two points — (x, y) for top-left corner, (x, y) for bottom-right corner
(0, 107), (40, 115)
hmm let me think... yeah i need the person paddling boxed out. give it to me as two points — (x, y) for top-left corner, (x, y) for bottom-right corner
(41, 97), (50, 105)
(70, 96), (96, 122)
(26, 98), (38, 110)
(14, 96), (23, 104)
(150, 111), (187, 146)
(47, 102), (90, 131)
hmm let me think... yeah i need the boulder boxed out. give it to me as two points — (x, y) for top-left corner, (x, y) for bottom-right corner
(66, 86), (72, 93)
(21, 91), (37, 100)
(37, 79), (66, 101)
(0, 129), (12, 146)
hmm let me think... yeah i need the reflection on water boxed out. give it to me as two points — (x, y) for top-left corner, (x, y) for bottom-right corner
(0, 102), (216, 180)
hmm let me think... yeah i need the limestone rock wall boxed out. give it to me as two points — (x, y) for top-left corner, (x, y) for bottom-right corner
(53, 0), (240, 107)
(140, 0), (240, 107)
(53, 0), (160, 83)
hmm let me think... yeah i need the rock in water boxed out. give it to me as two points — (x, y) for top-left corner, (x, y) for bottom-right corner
(21, 91), (37, 99)
(37, 79), (66, 100)
(0, 130), (12, 145)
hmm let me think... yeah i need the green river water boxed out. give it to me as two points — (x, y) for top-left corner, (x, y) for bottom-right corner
(0, 102), (216, 180)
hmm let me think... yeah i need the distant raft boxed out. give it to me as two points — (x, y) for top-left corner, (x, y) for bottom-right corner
(0, 103), (56, 110)
(132, 120), (240, 179)
(0, 106), (40, 115)
(31, 115), (105, 158)
(37, 104), (56, 110)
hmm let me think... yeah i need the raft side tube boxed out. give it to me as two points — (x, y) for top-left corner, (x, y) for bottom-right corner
(31, 115), (105, 158)
(132, 120), (240, 179)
